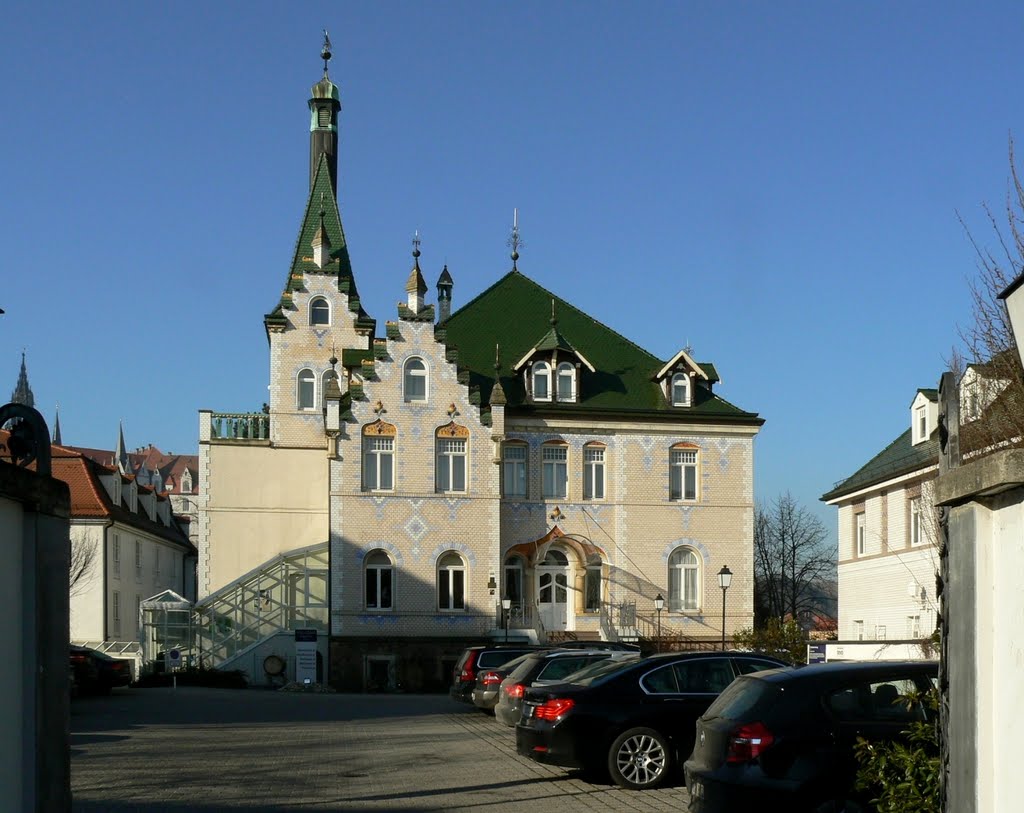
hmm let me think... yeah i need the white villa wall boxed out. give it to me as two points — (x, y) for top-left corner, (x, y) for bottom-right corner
(69, 523), (106, 641)
(839, 548), (938, 644)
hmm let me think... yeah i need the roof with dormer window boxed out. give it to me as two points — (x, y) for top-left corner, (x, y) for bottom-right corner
(439, 270), (760, 422)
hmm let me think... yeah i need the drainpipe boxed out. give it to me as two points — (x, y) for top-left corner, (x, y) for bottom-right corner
(100, 520), (113, 642)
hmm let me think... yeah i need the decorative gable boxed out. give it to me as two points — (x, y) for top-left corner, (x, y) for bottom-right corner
(910, 389), (939, 445)
(655, 348), (711, 407)
(512, 317), (594, 404)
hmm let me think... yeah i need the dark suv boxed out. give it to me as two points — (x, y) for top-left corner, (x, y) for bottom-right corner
(516, 651), (789, 789)
(450, 645), (547, 704)
(684, 660), (938, 812)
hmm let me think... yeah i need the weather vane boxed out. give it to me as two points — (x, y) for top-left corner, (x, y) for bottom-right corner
(321, 30), (333, 76)
(507, 208), (523, 269)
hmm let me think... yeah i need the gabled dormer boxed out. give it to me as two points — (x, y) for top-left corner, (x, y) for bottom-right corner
(910, 389), (939, 445)
(513, 306), (594, 404)
(959, 353), (1012, 423)
(655, 348), (712, 407)
(127, 477), (138, 513)
(181, 468), (193, 494)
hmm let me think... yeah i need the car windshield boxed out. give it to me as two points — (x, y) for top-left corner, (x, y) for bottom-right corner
(700, 675), (780, 721)
(505, 654), (541, 681)
(561, 654), (640, 683)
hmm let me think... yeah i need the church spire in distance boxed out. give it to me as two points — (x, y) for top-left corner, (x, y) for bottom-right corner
(10, 351), (34, 408)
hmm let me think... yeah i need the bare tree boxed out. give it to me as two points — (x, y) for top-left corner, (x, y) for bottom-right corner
(951, 139), (1024, 456)
(69, 537), (98, 596)
(753, 492), (835, 627)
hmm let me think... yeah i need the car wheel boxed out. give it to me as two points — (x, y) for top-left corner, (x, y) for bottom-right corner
(607, 727), (671, 790)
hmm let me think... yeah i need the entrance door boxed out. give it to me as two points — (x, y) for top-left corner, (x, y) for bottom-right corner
(537, 549), (571, 631)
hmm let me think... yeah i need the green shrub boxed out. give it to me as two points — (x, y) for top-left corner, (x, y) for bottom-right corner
(731, 618), (806, 663)
(853, 687), (940, 813)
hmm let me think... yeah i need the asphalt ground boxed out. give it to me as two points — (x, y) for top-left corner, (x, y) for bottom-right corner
(71, 687), (690, 812)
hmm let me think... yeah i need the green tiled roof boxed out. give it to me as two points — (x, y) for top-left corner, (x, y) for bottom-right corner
(821, 428), (938, 502)
(265, 154), (373, 333)
(440, 270), (761, 422)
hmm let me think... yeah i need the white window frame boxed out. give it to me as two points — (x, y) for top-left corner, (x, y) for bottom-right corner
(297, 368), (316, 410)
(309, 296), (331, 326)
(876, 624), (887, 641)
(504, 556), (525, 605)
(532, 361), (552, 402)
(668, 546), (701, 612)
(364, 550), (394, 611)
(671, 372), (690, 406)
(556, 362), (576, 402)
(669, 447), (699, 501)
(363, 436), (395, 492)
(403, 357), (428, 403)
(436, 438), (467, 493)
(583, 445), (605, 500)
(502, 443), (527, 498)
(907, 614), (921, 639)
(909, 497), (923, 547)
(542, 444), (568, 499)
(854, 619), (864, 641)
(915, 405), (927, 442)
(584, 565), (602, 611)
(856, 513), (866, 556)
(437, 552), (466, 611)
(113, 535), (120, 576)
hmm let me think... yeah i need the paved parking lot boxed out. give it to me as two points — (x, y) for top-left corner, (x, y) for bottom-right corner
(71, 687), (689, 812)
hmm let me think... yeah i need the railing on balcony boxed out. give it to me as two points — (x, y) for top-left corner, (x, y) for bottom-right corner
(493, 600), (534, 632)
(210, 412), (270, 441)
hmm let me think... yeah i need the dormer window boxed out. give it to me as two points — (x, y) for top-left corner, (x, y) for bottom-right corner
(181, 470), (192, 494)
(671, 373), (690, 407)
(310, 297), (330, 326)
(557, 362), (576, 402)
(532, 361), (552, 401)
(915, 405), (927, 442)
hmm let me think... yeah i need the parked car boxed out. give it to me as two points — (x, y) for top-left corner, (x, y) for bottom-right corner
(70, 645), (132, 695)
(516, 651), (789, 789)
(450, 645), (548, 704)
(471, 653), (535, 713)
(683, 660), (939, 812)
(495, 649), (639, 726)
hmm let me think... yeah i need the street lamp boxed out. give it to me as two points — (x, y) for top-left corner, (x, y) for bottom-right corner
(501, 596), (512, 643)
(999, 272), (1024, 368)
(654, 593), (665, 653)
(718, 566), (732, 651)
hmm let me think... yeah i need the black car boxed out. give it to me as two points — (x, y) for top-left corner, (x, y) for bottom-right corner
(471, 652), (535, 713)
(684, 660), (939, 812)
(450, 645), (547, 704)
(495, 649), (639, 726)
(70, 645), (132, 695)
(516, 651), (789, 789)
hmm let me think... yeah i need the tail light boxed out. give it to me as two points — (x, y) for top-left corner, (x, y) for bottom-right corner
(70, 653), (87, 664)
(481, 671), (503, 686)
(726, 721), (775, 763)
(458, 651), (479, 682)
(504, 683), (525, 699)
(534, 698), (575, 721)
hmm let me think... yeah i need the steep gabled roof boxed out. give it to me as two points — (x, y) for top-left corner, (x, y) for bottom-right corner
(264, 154), (373, 335)
(821, 428), (939, 503)
(440, 270), (760, 421)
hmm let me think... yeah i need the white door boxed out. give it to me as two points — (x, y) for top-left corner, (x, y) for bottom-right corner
(537, 549), (571, 631)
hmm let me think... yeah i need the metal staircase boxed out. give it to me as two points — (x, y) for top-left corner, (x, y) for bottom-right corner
(193, 542), (329, 668)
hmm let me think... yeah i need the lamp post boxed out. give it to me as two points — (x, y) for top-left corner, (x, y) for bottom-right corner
(654, 593), (665, 653)
(718, 566), (732, 651)
(502, 596), (512, 643)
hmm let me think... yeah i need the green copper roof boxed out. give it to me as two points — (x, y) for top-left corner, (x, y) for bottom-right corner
(821, 428), (938, 502)
(265, 154), (373, 334)
(440, 270), (760, 421)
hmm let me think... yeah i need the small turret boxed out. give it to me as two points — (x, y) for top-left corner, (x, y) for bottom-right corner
(406, 232), (428, 314)
(309, 31), (342, 195)
(437, 265), (453, 322)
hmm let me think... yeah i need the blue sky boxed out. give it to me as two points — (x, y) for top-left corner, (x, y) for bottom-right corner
(3, 2), (1023, 540)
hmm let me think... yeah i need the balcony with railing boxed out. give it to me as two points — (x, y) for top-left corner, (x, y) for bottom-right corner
(209, 411), (270, 442)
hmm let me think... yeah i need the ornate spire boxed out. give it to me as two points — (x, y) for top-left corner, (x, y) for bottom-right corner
(115, 421), (128, 474)
(10, 351), (34, 408)
(507, 208), (522, 270)
(321, 30), (333, 77)
(53, 404), (62, 446)
(490, 343), (507, 406)
(550, 298), (557, 327)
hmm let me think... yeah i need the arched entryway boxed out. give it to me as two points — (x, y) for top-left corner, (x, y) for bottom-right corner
(537, 548), (571, 631)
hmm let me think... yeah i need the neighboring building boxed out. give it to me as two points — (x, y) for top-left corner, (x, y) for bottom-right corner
(197, 46), (764, 690)
(821, 389), (942, 659)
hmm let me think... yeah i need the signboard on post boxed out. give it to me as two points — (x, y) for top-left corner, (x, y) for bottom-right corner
(166, 648), (182, 670)
(295, 629), (318, 685)
(807, 642), (827, 664)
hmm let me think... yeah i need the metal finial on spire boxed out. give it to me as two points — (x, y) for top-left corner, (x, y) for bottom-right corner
(412, 230), (421, 259)
(494, 343), (502, 372)
(550, 299), (557, 327)
(321, 30), (333, 76)
(507, 208), (522, 269)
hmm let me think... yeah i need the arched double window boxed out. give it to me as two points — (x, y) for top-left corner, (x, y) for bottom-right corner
(671, 373), (690, 407)
(437, 551), (466, 611)
(668, 547), (701, 611)
(557, 362), (576, 402)
(532, 361), (552, 401)
(297, 369), (316, 410)
(364, 550), (394, 611)
(310, 297), (330, 326)
(404, 357), (428, 403)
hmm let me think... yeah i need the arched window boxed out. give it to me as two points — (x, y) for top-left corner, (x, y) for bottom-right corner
(502, 442), (527, 497)
(671, 373), (689, 406)
(669, 443), (699, 501)
(557, 362), (576, 402)
(542, 442), (568, 499)
(532, 361), (552, 401)
(365, 550), (394, 611)
(297, 369), (316, 410)
(310, 297), (330, 326)
(404, 357), (428, 403)
(668, 547), (701, 611)
(437, 551), (466, 611)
